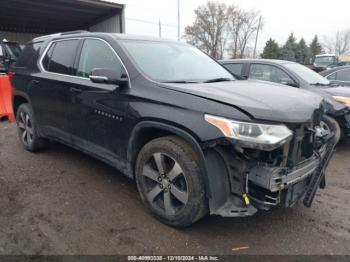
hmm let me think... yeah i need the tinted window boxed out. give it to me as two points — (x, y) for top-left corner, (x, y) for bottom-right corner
(249, 64), (294, 84)
(15, 42), (42, 68)
(336, 69), (350, 81)
(42, 43), (55, 71)
(44, 40), (80, 75)
(223, 63), (243, 76)
(77, 39), (122, 78)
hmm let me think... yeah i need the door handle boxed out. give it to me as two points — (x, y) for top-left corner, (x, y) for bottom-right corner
(70, 87), (82, 94)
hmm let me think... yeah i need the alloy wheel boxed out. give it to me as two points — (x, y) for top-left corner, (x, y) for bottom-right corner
(141, 153), (189, 216)
(18, 111), (34, 146)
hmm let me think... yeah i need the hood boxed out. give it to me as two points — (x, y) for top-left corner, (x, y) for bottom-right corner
(323, 86), (350, 97)
(161, 80), (325, 123)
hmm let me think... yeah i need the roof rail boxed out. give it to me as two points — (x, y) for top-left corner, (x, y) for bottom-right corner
(32, 30), (89, 42)
(60, 30), (89, 35)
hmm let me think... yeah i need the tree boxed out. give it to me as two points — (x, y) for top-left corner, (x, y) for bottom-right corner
(280, 33), (297, 61)
(184, 2), (230, 59)
(228, 8), (262, 58)
(309, 35), (323, 60)
(296, 38), (311, 64)
(323, 30), (350, 56)
(261, 38), (280, 59)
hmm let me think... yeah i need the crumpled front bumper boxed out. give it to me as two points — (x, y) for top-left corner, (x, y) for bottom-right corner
(206, 136), (335, 218)
(248, 143), (331, 209)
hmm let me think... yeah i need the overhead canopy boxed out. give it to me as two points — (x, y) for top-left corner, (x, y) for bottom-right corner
(0, 0), (124, 34)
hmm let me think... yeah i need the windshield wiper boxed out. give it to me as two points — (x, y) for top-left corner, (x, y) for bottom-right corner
(161, 80), (199, 84)
(203, 77), (233, 83)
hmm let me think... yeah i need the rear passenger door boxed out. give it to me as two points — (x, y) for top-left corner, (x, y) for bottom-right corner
(31, 39), (81, 140)
(67, 38), (128, 165)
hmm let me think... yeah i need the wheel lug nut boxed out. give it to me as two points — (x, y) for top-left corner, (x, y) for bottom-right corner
(164, 188), (168, 192)
(159, 184), (163, 189)
(158, 177), (162, 182)
(162, 174), (166, 178)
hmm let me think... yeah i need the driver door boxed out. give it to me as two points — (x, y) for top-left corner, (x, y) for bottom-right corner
(68, 38), (129, 163)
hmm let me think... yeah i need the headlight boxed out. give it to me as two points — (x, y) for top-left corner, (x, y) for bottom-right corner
(332, 96), (350, 107)
(205, 114), (293, 149)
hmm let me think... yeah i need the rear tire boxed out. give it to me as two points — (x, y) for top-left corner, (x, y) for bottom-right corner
(135, 136), (208, 227)
(16, 103), (47, 152)
(321, 115), (341, 144)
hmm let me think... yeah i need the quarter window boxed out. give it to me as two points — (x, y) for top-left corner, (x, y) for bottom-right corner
(327, 73), (337, 81)
(223, 63), (243, 77)
(77, 39), (122, 78)
(249, 64), (294, 85)
(42, 39), (80, 75)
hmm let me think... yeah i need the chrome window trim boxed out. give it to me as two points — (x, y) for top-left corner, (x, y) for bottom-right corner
(38, 37), (132, 88)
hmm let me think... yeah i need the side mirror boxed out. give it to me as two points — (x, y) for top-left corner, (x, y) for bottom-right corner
(89, 68), (128, 89)
(280, 79), (298, 87)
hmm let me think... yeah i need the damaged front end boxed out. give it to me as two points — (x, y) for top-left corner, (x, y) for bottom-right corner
(204, 107), (336, 218)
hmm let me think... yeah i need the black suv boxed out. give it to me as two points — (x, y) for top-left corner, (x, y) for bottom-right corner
(11, 32), (335, 227)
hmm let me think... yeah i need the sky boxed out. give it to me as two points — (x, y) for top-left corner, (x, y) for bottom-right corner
(111, 0), (350, 53)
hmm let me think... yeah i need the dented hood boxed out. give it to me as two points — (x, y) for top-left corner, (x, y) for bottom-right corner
(162, 80), (325, 123)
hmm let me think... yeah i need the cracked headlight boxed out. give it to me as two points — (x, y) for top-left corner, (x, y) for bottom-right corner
(205, 114), (293, 149)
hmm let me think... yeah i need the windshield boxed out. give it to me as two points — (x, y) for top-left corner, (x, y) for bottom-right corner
(120, 40), (234, 83)
(3, 42), (22, 58)
(314, 56), (335, 66)
(284, 63), (330, 85)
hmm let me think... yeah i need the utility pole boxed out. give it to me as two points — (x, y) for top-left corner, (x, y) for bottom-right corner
(253, 15), (262, 58)
(177, 0), (180, 40)
(158, 18), (162, 38)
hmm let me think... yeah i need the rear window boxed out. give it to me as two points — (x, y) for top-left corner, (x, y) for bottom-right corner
(42, 39), (80, 75)
(15, 42), (42, 68)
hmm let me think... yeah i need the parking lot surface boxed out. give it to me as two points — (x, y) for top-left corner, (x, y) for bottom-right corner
(0, 121), (350, 255)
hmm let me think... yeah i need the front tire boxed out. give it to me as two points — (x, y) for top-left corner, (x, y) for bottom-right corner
(16, 103), (47, 152)
(135, 136), (208, 227)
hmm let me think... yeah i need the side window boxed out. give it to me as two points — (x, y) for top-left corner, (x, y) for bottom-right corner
(224, 63), (243, 76)
(0, 45), (4, 57)
(77, 39), (122, 78)
(42, 43), (55, 70)
(327, 72), (337, 81)
(249, 64), (294, 84)
(335, 69), (350, 81)
(16, 42), (43, 68)
(43, 39), (80, 75)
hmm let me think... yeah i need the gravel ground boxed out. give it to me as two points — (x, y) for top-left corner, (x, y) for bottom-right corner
(0, 121), (349, 255)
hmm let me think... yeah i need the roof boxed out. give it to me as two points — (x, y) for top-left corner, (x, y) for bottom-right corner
(315, 54), (337, 57)
(0, 0), (124, 34)
(220, 59), (296, 65)
(319, 65), (350, 76)
(32, 31), (184, 44)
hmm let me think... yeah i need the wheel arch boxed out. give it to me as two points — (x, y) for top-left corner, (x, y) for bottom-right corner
(12, 91), (31, 118)
(127, 121), (211, 197)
